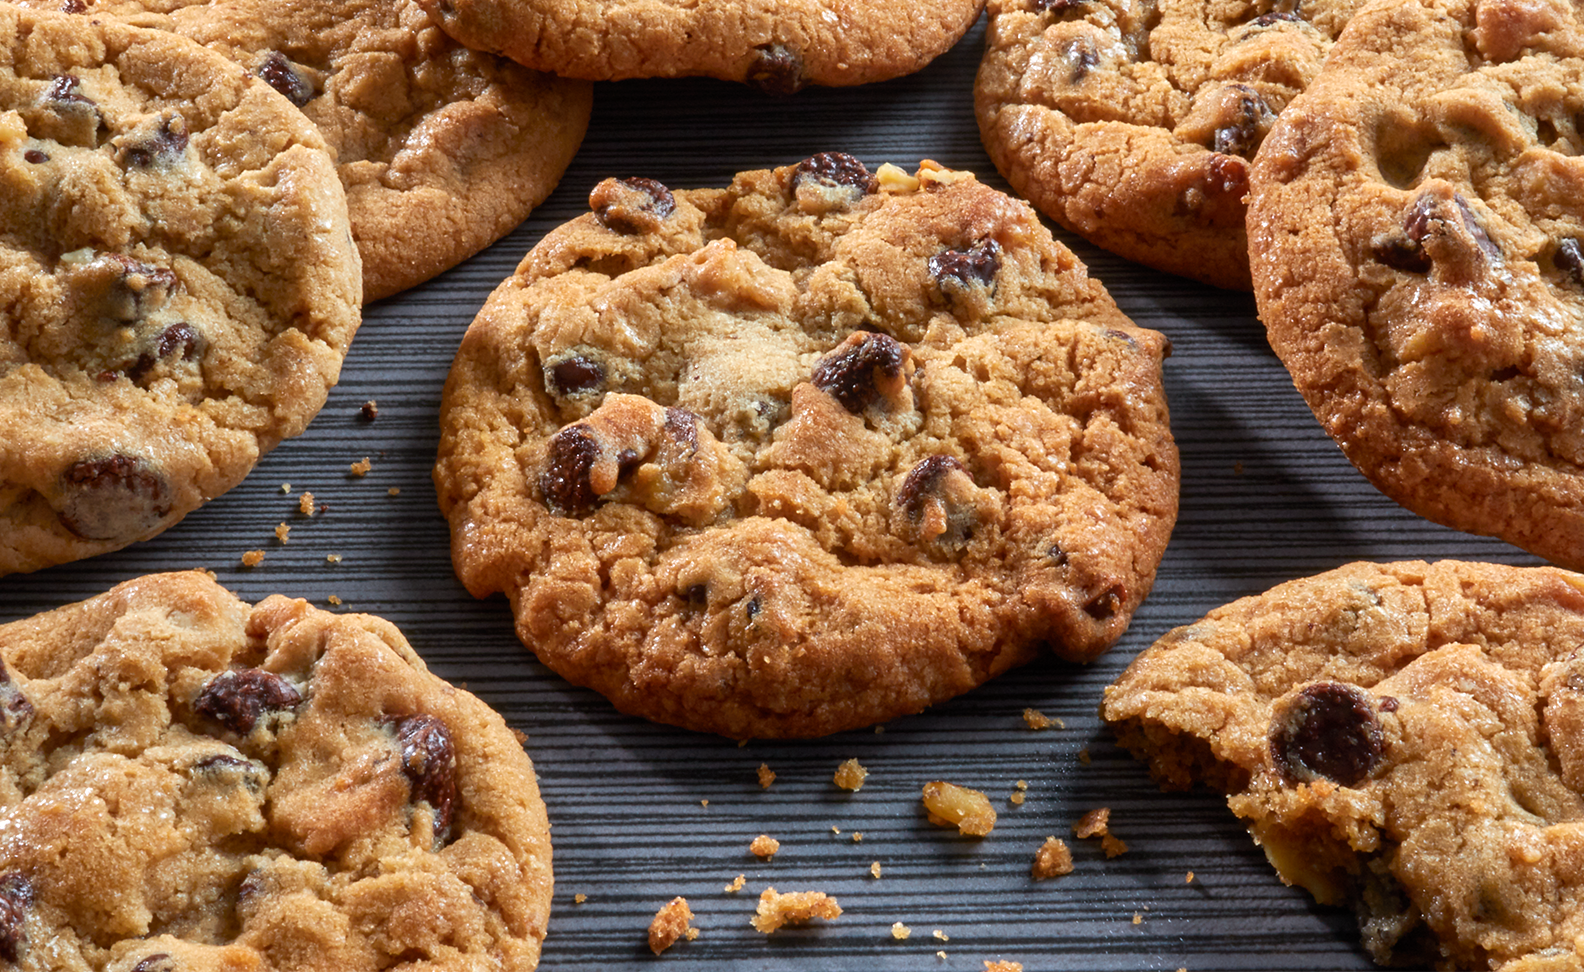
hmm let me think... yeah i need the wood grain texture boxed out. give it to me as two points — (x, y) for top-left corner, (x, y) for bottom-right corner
(0, 15), (1529, 970)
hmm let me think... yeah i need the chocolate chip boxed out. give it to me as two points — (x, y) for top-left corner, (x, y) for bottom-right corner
(130, 955), (175, 972)
(1270, 682), (1383, 787)
(1212, 87), (1275, 158)
(0, 659), (32, 734)
(791, 153), (875, 199)
(124, 322), (202, 383)
(0, 874), (29, 963)
(397, 714), (457, 843)
(1067, 38), (1100, 82)
(23, 150), (46, 164)
(60, 0), (87, 11)
(1250, 10), (1302, 26)
(1375, 191), (1500, 272)
(540, 425), (601, 516)
(360, 400), (379, 421)
(1373, 235), (1432, 273)
(745, 596), (762, 620)
(747, 44), (804, 97)
(88, 254), (180, 323)
(545, 352), (605, 397)
(683, 584), (708, 609)
(44, 74), (90, 106)
(591, 177), (676, 234)
(116, 113), (188, 169)
(1034, 0), (1087, 13)
(1379, 696), (1399, 713)
(257, 51), (313, 108)
(930, 239), (1003, 297)
(56, 453), (173, 541)
(1046, 543), (1070, 566)
(35, 74), (102, 145)
(811, 332), (911, 416)
(193, 668), (302, 736)
(1558, 237), (1584, 285)
(189, 753), (267, 796)
(663, 407), (699, 457)
(897, 456), (968, 522)
(1084, 586), (1124, 620)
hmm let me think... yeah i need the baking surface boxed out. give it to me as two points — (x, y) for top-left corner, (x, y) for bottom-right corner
(0, 17), (1533, 971)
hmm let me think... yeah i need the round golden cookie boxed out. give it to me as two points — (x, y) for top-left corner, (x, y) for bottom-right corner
(0, 6), (363, 576)
(416, 0), (985, 92)
(1103, 560), (1584, 970)
(14, 0), (592, 302)
(434, 155), (1180, 739)
(0, 570), (552, 969)
(974, 0), (1367, 289)
(1248, 0), (1584, 569)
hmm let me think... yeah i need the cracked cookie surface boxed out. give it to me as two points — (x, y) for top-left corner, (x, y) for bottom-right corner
(10, 0), (591, 302)
(1103, 560), (1584, 971)
(1248, 0), (1584, 569)
(974, 0), (1367, 289)
(434, 155), (1179, 738)
(0, 6), (362, 575)
(0, 570), (552, 971)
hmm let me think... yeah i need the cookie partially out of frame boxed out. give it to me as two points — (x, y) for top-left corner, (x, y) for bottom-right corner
(1103, 560), (1584, 970)
(1248, 0), (1584, 568)
(13, 0), (592, 302)
(0, 6), (362, 575)
(415, 0), (984, 93)
(434, 155), (1179, 739)
(0, 570), (552, 969)
(974, 0), (1367, 289)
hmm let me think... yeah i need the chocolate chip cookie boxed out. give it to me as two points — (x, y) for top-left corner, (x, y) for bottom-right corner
(11, 0), (592, 302)
(415, 0), (984, 93)
(974, 0), (1367, 289)
(0, 6), (362, 575)
(0, 569), (552, 969)
(1103, 560), (1584, 970)
(434, 155), (1179, 739)
(1247, 0), (1584, 569)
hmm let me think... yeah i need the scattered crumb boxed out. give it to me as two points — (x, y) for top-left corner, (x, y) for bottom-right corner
(891, 922), (911, 940)
(1078, 748), (1091, 765)
(280, 483), (291, 493)
(750, 888), (841, 933)
(1016, 780), (1028, 790)
(360, 400), (378, 421)
(1132, 912), (1143, 925)
(936, 951), (947, 960)
(1102, 834), (1128, 857)
(933, 929), (949, 942)
(1010, 791), (1025, 806)
(700, 800), (708, 807)
(275, 523), (290, 543)
(1023, 707), (1053, 730)
(1031, 837), (1073, 879)
(1073, 808), (1111, 839)
(985, 962), (1023, 972)
(1234, 460), (1245, 475)
(750, 835), (780, 859)
(387, 487), (401, 496)
(725, 874), (746, 893)
(834, 758), (868, 791)
(831, 825), (841, 835)
(648, 896), (694, 955)
(874, 725), (884, 734)
(574, 894), (587, 904)
(922, 781), (996, 836)
(349, 456), (372, 476)
(1186, 871), (1195, 884)
(685, 929), (699, 942)
(327, 595), (342, 606)
(870, 861), (881, 879)
(240, 550), (265, 568)
(851, 832), (863, 842)
(326, 554), (342, 563)
(298, 491), (315, 515)
(511, 729), (528, 744)
(737, 739), (748, 747)
(757, 763), (776, 789)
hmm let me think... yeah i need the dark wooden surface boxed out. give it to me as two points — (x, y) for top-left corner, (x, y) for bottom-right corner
(0, 16), (1537, 970)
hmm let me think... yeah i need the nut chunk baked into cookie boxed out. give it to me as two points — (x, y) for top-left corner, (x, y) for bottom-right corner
(416, 0), (984, 93)
(0, 570), (552, 970)
(975, 0), (1368, 289)
(435, 155), (1179, 739)
(0, 7), (362, 575)
(1248, 0), (1584, 569)
(1103, 560), (1584, 970)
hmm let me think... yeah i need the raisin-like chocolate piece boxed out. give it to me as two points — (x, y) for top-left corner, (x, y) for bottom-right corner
(56, 453), (173, 541)
(397, 714), (457, 842)
(1270, 682), (1383, 787)
(1557, 237), (1584, 285)
(663, 407), (699, 457)
(35, 74), (102, 145)
(747, 43), (804, 97)
(0, 873), (32, 964)
(541, 425), (601, 516)
(84, 254), (180, 323)
(116, 113), (188, 169)
(930, 239), (1003, 296)
(124, 322), (202, 383)
(1250, 10), (1302, 26)
(189, 753), (268, 796)
(811, 332), (912, 416)
(0, 659), (31, 734)
(194, 668), (302, 736)
(590, 177), (676, 234)
(43, 74), (90, 106)
(545, 351), (605, 396)
(130, 955), (175, 972)
(1084, 586), (1124, 620)
(257, 51), (313, 108)
(897, 456), (967, 522)
(61, 0), (88, 11)
(23, 150), (46, 164)
(1067, 37), (1100, 82)
(1035, 0), (1087, 13)
(791, 152), (875, 205)
(1212, 87), (1275, 158)
(1375, 191), (1500, 272)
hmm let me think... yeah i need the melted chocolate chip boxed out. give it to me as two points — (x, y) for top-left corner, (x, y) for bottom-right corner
(117, 113), (188, 169)
(189, 753), (267, 795)
(747, 44), (804, 97)
(546, 352), (605, 396)
(92, 254), (180, 322)
(930, 239), (1003, 296)
(791, 153), (875, 197)
(1035, 0), (1087, 12)
(1212, 87), (1274, 158)
(0, 659), (32, 733)
(1084, 586), (1124, 620)
(811, 332), (910, 415)
(23, 150), (46, 164)
(397, 714), (457, 843)
(592, 177), (676, 234)
(0, 873), (32, 964)
(130, 955), (175, 972)
(257, 51), (313, 108)
(44, 74), (90, 106)
(540, 425), (601, 516)
(663, 407), (700, 456)
(60, 0), (87, 11)
(683, 584), (708, 609)
(1376, 191), (1500, 272)
(194, 668), (302, 736)
(1047, 543), (1070, 566)
(1379, 696), (1399, 713)
(1558, 237), (1584, 285)
(125, 322), (202, 383)
(1067, 37), (1100, 82)
(897, 456), (968, 522)
(1373, 235), (1432, 273)
(1270, 682), (1383, 787)
(1250, 10), (1302, 26)
(56, 453), (172, 541)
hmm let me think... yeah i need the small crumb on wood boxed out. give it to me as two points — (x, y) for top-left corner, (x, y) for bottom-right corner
(933, 929), (949, 942)
(1132, 912), (1143, 925)
(870, 861), (881, 879)
(1031, 837), (1073, 879)
(922, 781), (996, 836)
(757, 763), (776, 789)
(360, 400), (378, 421)
(574, 893), (587, 904)
(985, 962), (1024, 972)
(725, 874), (746, 893)
(851, 832), (863, 842)
(327, 554), (342, 563)
(349, 457), (372, 476)
(275, 523), (290, 543)
(298, 491), (315, 515)
(240, 550), (264, 567)
(648, 897), (694, 955)
(834, 758), (868, 791)
(280, 483), (291, 493)
(751, 888), (840, 933)
(1074, 808), (1111, 839)
(328, 595), (342, 606)
(387, 487), (401, 496)
(1023, 707), (1053, 730)
(891, 922), (911, 940)
(750, 835), (779, 859)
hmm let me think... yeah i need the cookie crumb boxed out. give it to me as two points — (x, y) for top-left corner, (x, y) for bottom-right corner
(349, 456), (372, 476)
(750, 888), (841, 933)
(327, 595), (342, 606)
(1233, 460), (1244, 475)
(511, 728), (528, 744)
(1132, 912), (1143, 925)
(834, 758), (868, 791)
(922, 781), (996, 836)
(985, 962), (1023, 972)
(936, 951), (948, 960)
(870, 861), (882, 879)
(280, 482), (291, 493)
(1073, 808), (1111, 839)
(1186, 871), (1195, 884)
(275, 523), (290, 543)
(750, 834), (780, 859)
(891, 922), (911, 940)
(240, 549), (265, 567)
(574, 893), (587, 904)
(1031, 837), (1073, 879)
(874, 725), (884, 734)
(360, 400), (378, 421)
(387, 487), (401, 496)
(298, 491), (315, 515)
(757, 763), (776, 789)
(700, 799), (708, 807)
(851, 832), (863, 842)
(725, 874), (746, 893)
(1023, 707), (1054, 730)
(1102, 834), (1129, 857)
(1010, 791), (1026, 806)
(1078, 747), (1091, 764)
(934, 929), (950, 942)
(326, 554), (342, 563)
(648, 896), (694, 955)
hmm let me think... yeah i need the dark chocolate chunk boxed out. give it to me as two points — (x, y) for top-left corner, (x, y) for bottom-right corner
(1558, 237), (1584, 285)
(592, 177), (676, 234)
(545, 352), (605, 396)
(791, 153), (875, 197)
(43, 74), (90, 106)
(257, 51), (314, 108)
(23, 150), (46, 164)
(0, 873), (32, 964)
(116, 113), (188, 169)
(1212, 86), (1275, 158)
(1270, 682), (1384, 787)
(397, 714), (457, 842)
(930, 239), (1003, 296)
(1250, 10), (1303, 26)
(1084, 586), (1124, 620)
(130, 955), (175, 972)
(1067, 37), (1100, 82)
(746, 44), (805, 97)
(811, 332), (911, 416)
(897, 456), (968, 523)
(56, 453), (173, 542)
(540, 425), (601, 516)
(189, 753), (268, 796)
(124, 322), (202, 383)
(663, 407), (699, 457)
(0, 659), (32, 733)
(193, 668), (302, 736)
